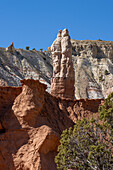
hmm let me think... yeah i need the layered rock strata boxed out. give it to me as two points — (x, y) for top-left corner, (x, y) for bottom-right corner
(0, 39), (113, 99)
(51, 29), (75, 100)
(71, 39), (113, 99)
(0, 79), (103, 170)
(0, 46), (52, 92)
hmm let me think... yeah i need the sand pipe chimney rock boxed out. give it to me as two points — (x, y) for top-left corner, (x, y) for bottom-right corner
(51, 29), (75, 100)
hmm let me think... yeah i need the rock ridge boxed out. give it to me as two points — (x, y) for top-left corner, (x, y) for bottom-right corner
(0, 38), (113, 99)
(0, 79), (103, 169)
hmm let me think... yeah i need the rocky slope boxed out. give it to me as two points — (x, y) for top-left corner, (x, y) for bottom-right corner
(71, 39), (113, 99)
(0, 45), (52, 92)
(0, 39), (113, 99)
(0, 79), (103, 170)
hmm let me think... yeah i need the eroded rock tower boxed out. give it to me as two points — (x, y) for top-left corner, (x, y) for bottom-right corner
(51, 28), (75, 100)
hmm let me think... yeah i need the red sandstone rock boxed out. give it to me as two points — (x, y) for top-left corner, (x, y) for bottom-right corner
(0, 79), (103, 170)
(0, 86), (22, 117)
(51, 77), (75, 99)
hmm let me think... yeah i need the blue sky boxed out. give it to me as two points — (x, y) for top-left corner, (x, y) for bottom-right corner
(0, 0), (113, 50)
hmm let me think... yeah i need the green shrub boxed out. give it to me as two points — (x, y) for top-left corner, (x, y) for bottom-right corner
(26, 46), (30, 50)
(98, 39), (103, 41)
(55, 93), (113, 170)
(40, 48), (43, 52)
(99, 92), (113, 127)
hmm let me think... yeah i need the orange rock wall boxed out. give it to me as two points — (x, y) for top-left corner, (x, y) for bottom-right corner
(0, 86), (22, 115)
(0, 80), (103, 170)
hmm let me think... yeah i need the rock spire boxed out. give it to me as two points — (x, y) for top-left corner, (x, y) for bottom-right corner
(51, 29), (75, 100)
(6, 42), (15, 52)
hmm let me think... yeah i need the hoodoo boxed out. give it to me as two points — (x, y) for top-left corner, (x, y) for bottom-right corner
(51, 29), (75, 100)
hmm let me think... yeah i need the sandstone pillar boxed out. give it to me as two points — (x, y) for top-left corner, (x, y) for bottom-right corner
(51, 29), (75, 100)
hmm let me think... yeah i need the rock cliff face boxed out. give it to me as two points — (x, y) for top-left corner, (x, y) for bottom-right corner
(71, 39), (113, 99)
(51, 29), (75, 99)
(0, 38), (113, 99)
(0, 45), (52, 92)
(0, 79), (103, 170)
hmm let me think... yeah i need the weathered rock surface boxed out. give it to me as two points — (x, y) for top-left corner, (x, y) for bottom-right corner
(0, 46), (52, 92)
(71, 39), (113, 99)
(51, 29), (75, 99)
(0, 79), (103, 170)
(0, 38), (113, 99)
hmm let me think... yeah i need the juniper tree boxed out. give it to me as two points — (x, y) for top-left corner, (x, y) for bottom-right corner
(55, 93), (113, 170)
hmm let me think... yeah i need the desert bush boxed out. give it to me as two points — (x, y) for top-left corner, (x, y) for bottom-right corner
(98, 39), (103, 41)
(55, 93), (113, 170)
(26, 46), (30, 50)
(40, 49), (43, 52)
(32, 48), (36, 51)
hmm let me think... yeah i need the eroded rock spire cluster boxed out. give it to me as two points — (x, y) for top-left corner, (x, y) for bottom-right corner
(51, 28), (75, 100)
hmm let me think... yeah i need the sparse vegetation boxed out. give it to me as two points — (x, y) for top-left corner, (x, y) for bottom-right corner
(40, 48), (43, 52)
(55, 92), (113, 170)
(26, 46), (30, 50)
(98, 39), (103, 41)
(32, 48), (36, 51)
(99, 92), (113, 128)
